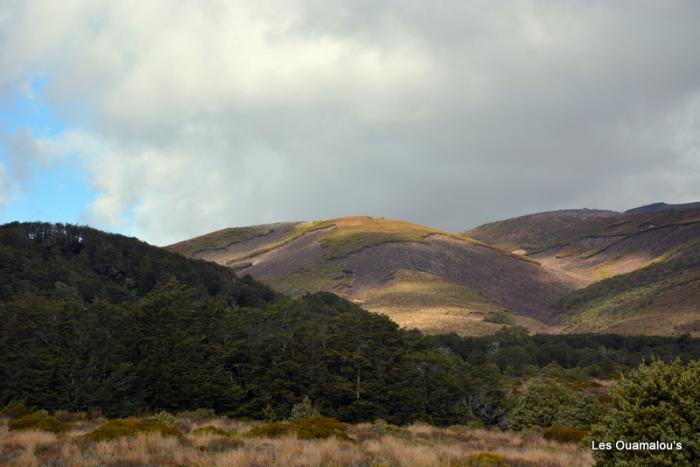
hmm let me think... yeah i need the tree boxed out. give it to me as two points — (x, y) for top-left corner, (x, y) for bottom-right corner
(591, 359), (700, 466)
(507, 380), (574, 430)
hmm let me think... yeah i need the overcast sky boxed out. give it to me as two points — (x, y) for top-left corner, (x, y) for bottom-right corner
(1, 0), (699, 245)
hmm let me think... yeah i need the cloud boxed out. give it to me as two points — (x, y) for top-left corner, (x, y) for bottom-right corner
(1, 0), (700, 244)
(0, 164), (11, 212)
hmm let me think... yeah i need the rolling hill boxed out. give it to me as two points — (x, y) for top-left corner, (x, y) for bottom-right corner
(467, 204), (700, 336)
(168, 216), (577, 335)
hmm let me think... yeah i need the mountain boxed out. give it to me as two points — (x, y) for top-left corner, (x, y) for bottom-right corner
(624, 201), (700, 215)
(168, 216), (577, 335)
(467, 205), (700, 336)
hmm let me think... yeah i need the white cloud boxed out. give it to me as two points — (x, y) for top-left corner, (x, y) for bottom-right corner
(0, 164), (10, 212)
(2, 0), (700, 244)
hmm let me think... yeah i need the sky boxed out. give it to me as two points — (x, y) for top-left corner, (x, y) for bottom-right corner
(1, 1), (699, 246)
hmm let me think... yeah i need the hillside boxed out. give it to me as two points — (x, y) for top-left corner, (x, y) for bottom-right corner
(0, 221), (276, 306)
(169, 216), (577, 334)
(0, 222), (508, 424)
(467, 205), (700, 336)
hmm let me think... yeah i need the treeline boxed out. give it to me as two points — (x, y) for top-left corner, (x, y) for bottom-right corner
(1, 222), (699, 429)
(435, 327), (700, 377)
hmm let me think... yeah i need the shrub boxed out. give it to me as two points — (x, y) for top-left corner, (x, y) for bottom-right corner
(543, 425), (588, 443)
(246, 422), (294, 438)
(8, 412), (69, 434)
(83, 418), (183, 442)
(1, 400), (31, 419)
(591, 359), (700, 466)
(294, 416), (351, 441)
(289, 396), (320, 422)
(462, 452), (508, 466)
(149, 410), (176, 426)
(508, 380), (574, 430)
(554, 395), (605, 429)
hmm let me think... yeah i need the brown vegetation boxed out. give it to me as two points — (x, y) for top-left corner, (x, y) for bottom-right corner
(0, 414), (594, 466)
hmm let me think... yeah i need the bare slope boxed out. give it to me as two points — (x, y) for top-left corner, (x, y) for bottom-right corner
(169, 216), (576, 334)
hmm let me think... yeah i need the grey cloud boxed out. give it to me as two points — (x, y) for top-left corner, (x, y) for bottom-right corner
(1, 0), (699, 244)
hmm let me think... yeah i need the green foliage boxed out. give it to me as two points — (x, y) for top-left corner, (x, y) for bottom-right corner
(483, 310), (516, 325)
(83, 418), (183, 442)
(508, 380), (574, 431)
(149, 410), (176, 426)
(8, 412), (69, 434)
(289, 396), (320, 422)
(554, 395), (605, 429)
(591, 359), (700, 466)
(1, 399), (31, 418)
(543, 425), (588, 443)
(294, 416), (351, 441)
(461, 452), (508, 466)
(245, 417), (351, 441)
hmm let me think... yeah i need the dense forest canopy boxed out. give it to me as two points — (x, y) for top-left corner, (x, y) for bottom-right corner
(2, 222), (699, 427)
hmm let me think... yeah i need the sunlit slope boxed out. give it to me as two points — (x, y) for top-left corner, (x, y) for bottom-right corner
(468, 204), (700, 335)
(169, 216), (576, 334)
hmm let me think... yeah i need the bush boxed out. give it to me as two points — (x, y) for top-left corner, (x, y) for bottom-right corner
(462, 452), (508, 466)
(543, 425), (587, 443)
(289, 396), (320, 422)
(83, 418), (183, 442)
(554, 395), (605, 430)
(591, 359), (700, 466)
(294, 416), (351, 441)
(8, 412), (68, 434)
(1, 400), (31, 419)
(149, 410), (176, 426)
(508, 380), (574, 430)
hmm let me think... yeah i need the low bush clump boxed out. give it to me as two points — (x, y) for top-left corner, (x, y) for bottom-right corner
(149, 410), (176, 426)
(83, 418), (182, 442)
(8, 411), (69, 434)
(1, 400), (32, 419)
(294, 416), (351, 441)
(245, 421), (294, 438)
(289, 396), (320, 422)
(543, 425), (588, 443)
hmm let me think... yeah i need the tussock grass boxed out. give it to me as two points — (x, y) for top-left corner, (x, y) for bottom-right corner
(0, 414), (593, 466)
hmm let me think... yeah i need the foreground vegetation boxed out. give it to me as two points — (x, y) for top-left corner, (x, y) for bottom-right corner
(0, 411), (593, 466)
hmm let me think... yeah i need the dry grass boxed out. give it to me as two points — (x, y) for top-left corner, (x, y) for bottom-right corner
(0, 415), (594, 466)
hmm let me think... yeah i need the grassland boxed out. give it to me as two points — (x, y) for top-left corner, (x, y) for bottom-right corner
(358, 271), (514, 336)
(0, 413), (593, 466)
(169, 226), (271, 257)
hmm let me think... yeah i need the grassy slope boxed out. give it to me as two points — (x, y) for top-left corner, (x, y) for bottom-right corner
(555, 239), (700, 335)
(358, 270), (511, 336)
